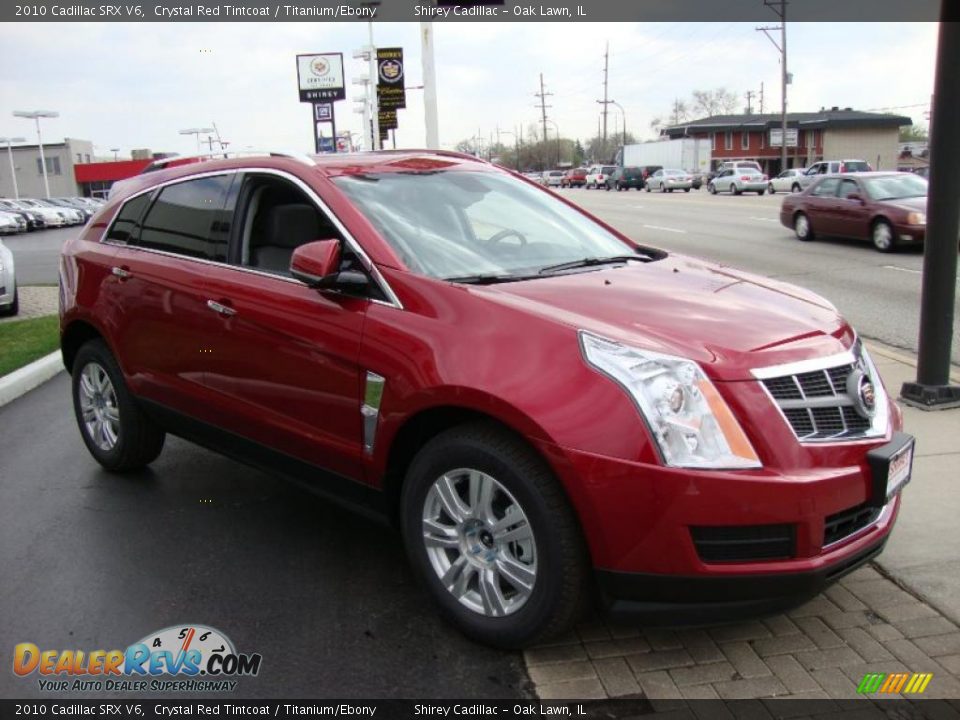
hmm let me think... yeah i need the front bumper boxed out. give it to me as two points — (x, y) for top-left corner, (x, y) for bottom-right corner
(895, 224), (925, 244)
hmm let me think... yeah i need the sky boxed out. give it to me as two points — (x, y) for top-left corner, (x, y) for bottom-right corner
(0, 21), (939, 159)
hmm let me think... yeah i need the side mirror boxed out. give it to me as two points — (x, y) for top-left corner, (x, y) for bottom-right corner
(290, 239), (342, 288)
(846, 192), (863, 203)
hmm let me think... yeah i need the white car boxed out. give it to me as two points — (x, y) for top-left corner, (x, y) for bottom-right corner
(645, 169), (693, 193)
(0, 211), (24, 235)
(585, 164), (616, 189)
(542, 170), (565, 187)
(33, 199), (84, 225)
(768, 168), (807, 194)
(709, 167), (769, 195)
(11, 199), (67, 227)
(0, 238), (17, 316)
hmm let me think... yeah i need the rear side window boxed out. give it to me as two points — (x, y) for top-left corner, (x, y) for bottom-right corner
(105, 193), (152, 244)
(842, 161), (869, 172)
(812, 178), (840, 197)
(137, 176), (232, 261)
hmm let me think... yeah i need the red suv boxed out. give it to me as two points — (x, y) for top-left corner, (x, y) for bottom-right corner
(560, 168), (587, 188)
(60, 150), (913, 648)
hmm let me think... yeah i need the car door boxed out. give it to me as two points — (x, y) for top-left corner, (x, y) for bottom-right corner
(198, 169), (374, 482)
(834, 177), (871, 239)
(805, 177), (842, 235)
(104, 174), (235, 417)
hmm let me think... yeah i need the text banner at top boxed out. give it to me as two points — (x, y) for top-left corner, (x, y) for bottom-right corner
(4, 0), (947, 23)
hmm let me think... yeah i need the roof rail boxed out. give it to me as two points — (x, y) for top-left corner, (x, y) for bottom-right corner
(140, 150), (316, 173)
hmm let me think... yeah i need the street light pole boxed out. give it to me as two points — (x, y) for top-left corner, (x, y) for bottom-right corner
(13, 110), (59, 198)
(0, 136), (26, 199)
(420, 21), (440, 149)
(757, 0), (788, 172)
(179, 127), (215, 154)
(611, 100), (626, 148)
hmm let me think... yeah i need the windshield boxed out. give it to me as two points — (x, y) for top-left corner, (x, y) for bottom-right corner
(863, 174), (928, 201)
(332, 170), (645, 281)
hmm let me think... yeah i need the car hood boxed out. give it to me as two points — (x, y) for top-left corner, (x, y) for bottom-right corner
(475, 254), (854, 381)
(881, 196), (926, 213)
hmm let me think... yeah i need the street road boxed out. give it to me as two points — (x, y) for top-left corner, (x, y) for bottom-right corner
(6, 191), (957, 361)
(0, 376), (530, 699)
(558, 186), (960, 365)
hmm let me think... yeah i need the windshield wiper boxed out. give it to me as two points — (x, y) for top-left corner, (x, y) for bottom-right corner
(538, 254), (650, 275)
(443, 273), (539, 285)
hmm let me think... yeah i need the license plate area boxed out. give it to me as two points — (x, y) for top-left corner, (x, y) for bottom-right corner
(867, 432), (915, 507)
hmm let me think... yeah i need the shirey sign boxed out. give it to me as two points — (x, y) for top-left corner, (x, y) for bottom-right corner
(296, 53), (346, 102)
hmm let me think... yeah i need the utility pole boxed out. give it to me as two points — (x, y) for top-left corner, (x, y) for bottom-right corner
(757, 0), (788, 171)
(759, 82), (765, 114)
(534, 73), (552, 149)
(602, 42), (610, 147)
(745, 90), (755, 114)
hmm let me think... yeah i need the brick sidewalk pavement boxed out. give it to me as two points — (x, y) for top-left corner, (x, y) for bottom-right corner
(0, 285), (58, 324)
(526, 566), (960, 702)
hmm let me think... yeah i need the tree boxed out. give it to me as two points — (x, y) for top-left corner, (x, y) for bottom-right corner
(585, 131), (637, 164)
(691, 88), (740, 117)
(899, 125), (929, 143)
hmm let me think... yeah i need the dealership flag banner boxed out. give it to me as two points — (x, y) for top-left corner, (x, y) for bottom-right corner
(376, 47), (406, 110)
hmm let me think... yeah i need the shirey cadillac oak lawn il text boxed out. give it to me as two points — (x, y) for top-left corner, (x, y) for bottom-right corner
(59, 150), (914, 648)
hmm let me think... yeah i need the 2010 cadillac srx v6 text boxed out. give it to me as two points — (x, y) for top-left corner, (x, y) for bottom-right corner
(60, 150), (914, 648)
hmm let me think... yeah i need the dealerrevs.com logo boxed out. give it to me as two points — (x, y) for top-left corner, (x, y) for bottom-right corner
(13, 625), (262, 693)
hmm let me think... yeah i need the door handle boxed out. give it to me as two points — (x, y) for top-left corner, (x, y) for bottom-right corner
(206, 299), (237, 317)
(111, 266), (131, 280)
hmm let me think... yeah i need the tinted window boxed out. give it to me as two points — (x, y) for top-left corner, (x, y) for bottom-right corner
(812, 178), (840, 197)
(137, 176), (232, 261)
(602, 166), (616, 174)
(106, 193), (152, 244)
(842, 161), (870, 172)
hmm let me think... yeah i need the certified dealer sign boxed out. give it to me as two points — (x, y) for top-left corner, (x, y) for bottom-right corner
(296, 53), (346, 102)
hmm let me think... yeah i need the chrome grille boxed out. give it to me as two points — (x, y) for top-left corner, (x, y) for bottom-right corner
(754, 345), (887, 443)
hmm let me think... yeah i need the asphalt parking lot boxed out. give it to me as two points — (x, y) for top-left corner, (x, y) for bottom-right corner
(0, 375), (530, 699)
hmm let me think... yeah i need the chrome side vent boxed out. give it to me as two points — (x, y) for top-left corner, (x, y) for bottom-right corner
(361, 372), (385, 454)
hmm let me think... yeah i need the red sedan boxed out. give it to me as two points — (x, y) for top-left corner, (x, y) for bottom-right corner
(61, 151), (912, 647)
(780, 172), (927, 252)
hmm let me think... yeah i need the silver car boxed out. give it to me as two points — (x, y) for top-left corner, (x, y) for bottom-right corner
(0, 211), (24, 235)
(708, 167), (768, 195)
(0, 238), (17, 316)
(768, 168), (807, 194)
(645, 168), (693, 193)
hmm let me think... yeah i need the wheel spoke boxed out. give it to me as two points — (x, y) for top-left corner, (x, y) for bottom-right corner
(440, 555), (468, 589)
(101, 418), (118, 448)
(479, 568), (507, 616)
(79, 372), (96, 399)
(103, 405), (120, 424)
(435, 474), (468, 523)
(468, 470), (495, 522)
(495, 555), (536, 592)
(493, 517), (532, 545)
(422, 518), (459, 549)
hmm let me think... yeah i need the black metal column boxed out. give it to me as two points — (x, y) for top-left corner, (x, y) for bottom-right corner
(901, 18), (960, 409)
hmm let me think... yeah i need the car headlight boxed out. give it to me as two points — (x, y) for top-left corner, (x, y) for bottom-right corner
(579, 331), (761, 469)
(906, 212), (926, 226)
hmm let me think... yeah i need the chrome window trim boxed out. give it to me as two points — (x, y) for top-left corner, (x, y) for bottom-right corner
(100, 167), (403, 310)
(750, 340), (890, 444)
(822, 500), (893, 551)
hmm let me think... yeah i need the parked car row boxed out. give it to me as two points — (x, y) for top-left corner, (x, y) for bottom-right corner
(0, 196), (105, 233)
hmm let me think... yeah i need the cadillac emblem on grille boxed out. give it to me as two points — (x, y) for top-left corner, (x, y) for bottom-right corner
(848, 368), (877, 419)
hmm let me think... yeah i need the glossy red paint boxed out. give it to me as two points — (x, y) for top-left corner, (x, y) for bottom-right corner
(61, 151), (907, 603)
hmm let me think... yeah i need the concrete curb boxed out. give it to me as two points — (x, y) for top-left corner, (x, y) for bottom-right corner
(0, 351), (64, 408)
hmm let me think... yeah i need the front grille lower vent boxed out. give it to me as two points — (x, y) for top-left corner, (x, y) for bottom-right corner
(824, 503), (882, 547)
(691, 524), (796, 563)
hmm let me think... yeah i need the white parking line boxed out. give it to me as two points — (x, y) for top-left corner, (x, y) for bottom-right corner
(642, 224), (687, 234)
(883, 265), (922, 275)
(749, 217), (779, 223)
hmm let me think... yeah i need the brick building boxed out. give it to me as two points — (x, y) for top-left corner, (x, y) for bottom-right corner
(661, 108), (911, 176)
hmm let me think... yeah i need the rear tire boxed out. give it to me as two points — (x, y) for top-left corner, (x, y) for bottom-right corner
(733, 185), (743, 196)
(708, 183), (717, 195)
(400, 423), (590, 649)
(757, 189), (766, 195)
(0, 285), (17, 317)
(768, 184), (775, 194)
(792, 183), (801, 193)
(684, 188), (691, 193)
(794, 212), (815, 242)
(72, 339), (165, 472)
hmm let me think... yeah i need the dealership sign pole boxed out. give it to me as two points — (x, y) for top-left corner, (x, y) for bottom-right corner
(295, 53), (345, 153)
(376, 47), (406, 146)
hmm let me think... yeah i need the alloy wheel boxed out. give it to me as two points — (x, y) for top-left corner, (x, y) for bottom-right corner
(421, 468), (537, 617)
(78, 362), (121, 451)
(873, 222), (894, 251)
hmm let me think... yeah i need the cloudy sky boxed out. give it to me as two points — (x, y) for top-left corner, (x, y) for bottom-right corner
(0, 21), (938, 158)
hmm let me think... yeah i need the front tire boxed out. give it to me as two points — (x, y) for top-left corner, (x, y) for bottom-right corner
(72, 339), (165, 472)
(872, 219), (897, 253)
(400, 423), (589, 649)
(708, 183), (717, 195)
(792, 183), (801, 193)
(769, 183), (775, 194)
(794, 212), (815, 241)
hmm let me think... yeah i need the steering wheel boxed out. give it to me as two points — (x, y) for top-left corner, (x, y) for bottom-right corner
(486, 228), (527, 246)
